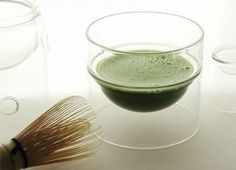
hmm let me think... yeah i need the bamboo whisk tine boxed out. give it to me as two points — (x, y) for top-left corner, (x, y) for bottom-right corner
(0, 96), (102, 170)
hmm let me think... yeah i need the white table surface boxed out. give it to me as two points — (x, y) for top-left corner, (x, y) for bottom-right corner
(2, 0), (236, 169)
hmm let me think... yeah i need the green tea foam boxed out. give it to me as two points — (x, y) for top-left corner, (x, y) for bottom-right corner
(96, 53), (193, 88)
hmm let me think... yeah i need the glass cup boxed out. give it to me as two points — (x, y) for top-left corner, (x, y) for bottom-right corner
(87, 12), (204, 150)
(0, 0), (48, 142)
(210, 47), (236, 113)
(209, 0), (236, 113)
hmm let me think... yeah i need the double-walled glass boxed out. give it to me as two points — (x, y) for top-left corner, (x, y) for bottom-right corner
(0, 0), (48, 142)
(210, 47), (236, 113)
(87, 12), (203, 149)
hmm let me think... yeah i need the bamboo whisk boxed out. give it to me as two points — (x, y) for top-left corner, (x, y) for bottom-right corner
(0, 96), (102, 170)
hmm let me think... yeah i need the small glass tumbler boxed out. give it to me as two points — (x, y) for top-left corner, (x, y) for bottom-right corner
(87, 12), (204, 150)
(210, 47), (236, 113)
(0, 0), (48, 142)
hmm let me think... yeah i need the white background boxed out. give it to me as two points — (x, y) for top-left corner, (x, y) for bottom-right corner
(3, 0), (236, 169)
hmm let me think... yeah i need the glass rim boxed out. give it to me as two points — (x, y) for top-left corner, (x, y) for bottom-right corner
(212, 47), (236, 65)
(86, 11), (204, 55)
(0, 0), (40, 28)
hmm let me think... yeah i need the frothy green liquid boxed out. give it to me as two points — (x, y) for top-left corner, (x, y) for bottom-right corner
(95, 51), (195, 112)
(97, 52), (193, 87)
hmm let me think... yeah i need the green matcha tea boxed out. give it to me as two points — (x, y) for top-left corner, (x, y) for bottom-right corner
(95, 51), (196, 112)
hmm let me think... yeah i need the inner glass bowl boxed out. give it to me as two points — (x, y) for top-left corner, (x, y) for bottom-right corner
(88, 47), (200, 112)
(0, 0), (39, 69)
(212, 47), (236, 75)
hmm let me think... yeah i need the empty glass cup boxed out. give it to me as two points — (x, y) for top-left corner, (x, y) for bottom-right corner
(210, 47), (236, 113)
(0, 0), (48, 142)
(209, 0), (236, 113)
(87, 12), (204, 149)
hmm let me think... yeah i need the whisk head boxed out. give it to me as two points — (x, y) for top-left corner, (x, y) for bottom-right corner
(13, 96), (102, 167)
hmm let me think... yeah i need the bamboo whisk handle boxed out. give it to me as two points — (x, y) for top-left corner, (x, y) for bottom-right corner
(0, 144), (16, 170)
(0, 140), (25, 170)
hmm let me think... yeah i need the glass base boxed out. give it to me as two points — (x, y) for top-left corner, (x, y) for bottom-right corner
(96, 103), (199, 150)
(211, 95), (236, 113)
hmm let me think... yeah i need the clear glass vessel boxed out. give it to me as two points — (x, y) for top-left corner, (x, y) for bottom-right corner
(0, 0), (48, 141)
(210, 47), (236, 113)
(210, 0), (236, 113)
(87, 12), (204, 150)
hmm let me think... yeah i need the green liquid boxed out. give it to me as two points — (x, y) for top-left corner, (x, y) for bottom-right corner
(96, 51), (195, 112)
